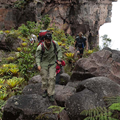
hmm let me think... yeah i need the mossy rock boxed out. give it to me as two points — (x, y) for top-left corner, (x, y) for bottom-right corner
(5, 33), (22, 51)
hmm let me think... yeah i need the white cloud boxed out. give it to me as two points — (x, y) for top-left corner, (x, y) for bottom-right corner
(99, 0), (120, 50)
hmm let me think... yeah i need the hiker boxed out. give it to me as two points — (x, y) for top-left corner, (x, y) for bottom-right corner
(35, 33), (62, 102)
(29, 34), (37, 45)
(74, 32), (88, 59)
(56, 60), (65, 84)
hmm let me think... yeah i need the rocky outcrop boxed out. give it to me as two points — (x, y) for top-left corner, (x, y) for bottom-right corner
(0, 0), (35, 29)
(65, 77), (120, 120)
(0, 0), (118, 49)
(3, 76), (120, 120)
(71, 47), (120, 85)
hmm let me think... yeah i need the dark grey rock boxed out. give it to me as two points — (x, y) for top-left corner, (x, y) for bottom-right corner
(55, 85), (76, 106)
(65, 77), (120, 120)
(22, 83), (43, 95)
(2, 94), (57, 120)
(28, 75), (42, 84)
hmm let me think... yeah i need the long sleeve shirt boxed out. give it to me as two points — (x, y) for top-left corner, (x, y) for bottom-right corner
(35, 41), (62, 69)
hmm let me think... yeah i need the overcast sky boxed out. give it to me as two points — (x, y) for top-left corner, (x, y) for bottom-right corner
(99, 0), (120, 50)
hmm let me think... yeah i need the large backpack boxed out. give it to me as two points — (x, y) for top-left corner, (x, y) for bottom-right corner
(37, 30), (50, 45)
(75, 35), (86, 48)
(40, 40), (58, 62)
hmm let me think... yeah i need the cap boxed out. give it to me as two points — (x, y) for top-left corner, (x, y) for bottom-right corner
(44, 33), (52, 40)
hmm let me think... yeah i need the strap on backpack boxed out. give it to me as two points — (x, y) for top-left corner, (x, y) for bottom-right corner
(40, 42), (45, 62)
(52, 40), (58, 60)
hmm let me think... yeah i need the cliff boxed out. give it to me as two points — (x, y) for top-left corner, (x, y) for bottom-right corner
(0, 0), (118, 49)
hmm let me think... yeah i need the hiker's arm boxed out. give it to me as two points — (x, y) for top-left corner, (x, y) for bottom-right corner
(74, 41), (77, 50)
(85, 39), (88, 51)
(55, 42), (62, 61)
(35, 45), (42, 70)
(37, 66), (41, 71)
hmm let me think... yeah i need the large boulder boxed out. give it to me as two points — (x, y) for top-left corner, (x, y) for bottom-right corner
(55, 85), (76, 106)
(22, 83), (43, 95)
(2, 94), (57, 120)
(28, 75), (42, 84)
(59, 73), (70, 85)
(71, 48), (120, 85)
(65, 77), (120, 120)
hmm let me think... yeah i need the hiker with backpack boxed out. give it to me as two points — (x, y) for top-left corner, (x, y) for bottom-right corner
(35, 32), (62, 102)
(74, 32), (88, 59)
(56, 60), (65, 84)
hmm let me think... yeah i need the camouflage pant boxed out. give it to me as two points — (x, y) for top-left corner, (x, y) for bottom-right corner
(40, 66), (56, 96)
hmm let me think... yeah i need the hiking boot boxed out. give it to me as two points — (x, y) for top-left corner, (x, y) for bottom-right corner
(48, 95), (55, 102)
(42, 90), (48, 98)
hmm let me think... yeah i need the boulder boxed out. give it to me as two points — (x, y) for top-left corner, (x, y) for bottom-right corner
(2, 94), (57, 120)
(65, 77), (120, 120)
(72, 48), (120, 85)
(55, 85), (76, 106)
(22, 83), (43, 95)
(59, 73), (70, 85)
(28, 75), (42, 84)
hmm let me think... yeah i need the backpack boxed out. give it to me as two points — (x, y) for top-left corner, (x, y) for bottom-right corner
(75, 35), (86, 48)
(38, 30), (50, 44)
(40, 40), (58, 62)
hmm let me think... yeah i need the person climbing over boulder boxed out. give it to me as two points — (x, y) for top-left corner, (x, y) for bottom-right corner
(35, 32), (62, 102)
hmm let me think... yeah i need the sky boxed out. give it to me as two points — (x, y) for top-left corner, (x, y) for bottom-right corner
(99, 0), (120, 50)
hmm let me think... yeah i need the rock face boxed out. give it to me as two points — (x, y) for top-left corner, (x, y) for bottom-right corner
(71, 47), (120, 85)
(0, 0), (35, 29)
(0, 0), (118, 48)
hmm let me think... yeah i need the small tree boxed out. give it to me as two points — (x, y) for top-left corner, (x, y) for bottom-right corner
(101, 34), (112, 48)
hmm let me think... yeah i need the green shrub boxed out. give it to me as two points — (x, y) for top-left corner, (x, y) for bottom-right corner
(18, 24), (30, 37)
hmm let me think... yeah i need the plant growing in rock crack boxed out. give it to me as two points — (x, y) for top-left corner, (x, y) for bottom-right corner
(36, 105), (64, 120)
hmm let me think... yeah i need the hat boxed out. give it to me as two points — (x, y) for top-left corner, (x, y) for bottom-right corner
(44, 33), (52, 40)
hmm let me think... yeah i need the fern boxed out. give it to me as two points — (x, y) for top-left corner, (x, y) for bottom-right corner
(104, 96), (120, 107)
(80, 96), (120, 120)
(80, 106), (116, 120)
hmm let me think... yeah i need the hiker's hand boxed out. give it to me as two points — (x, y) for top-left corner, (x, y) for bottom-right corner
(57, 61), (61, 65)
(74, 47), (76, 50)
(86, 48), (88, 51)
(38, 66), (41, 71)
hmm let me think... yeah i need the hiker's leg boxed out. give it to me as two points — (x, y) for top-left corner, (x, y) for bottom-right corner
(80, 49), (84, 58)
(40, 69), (48, 91)
(77, 47), (80, 59)
(47, 66), (56, 96)
(56, 72), (60, 84)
